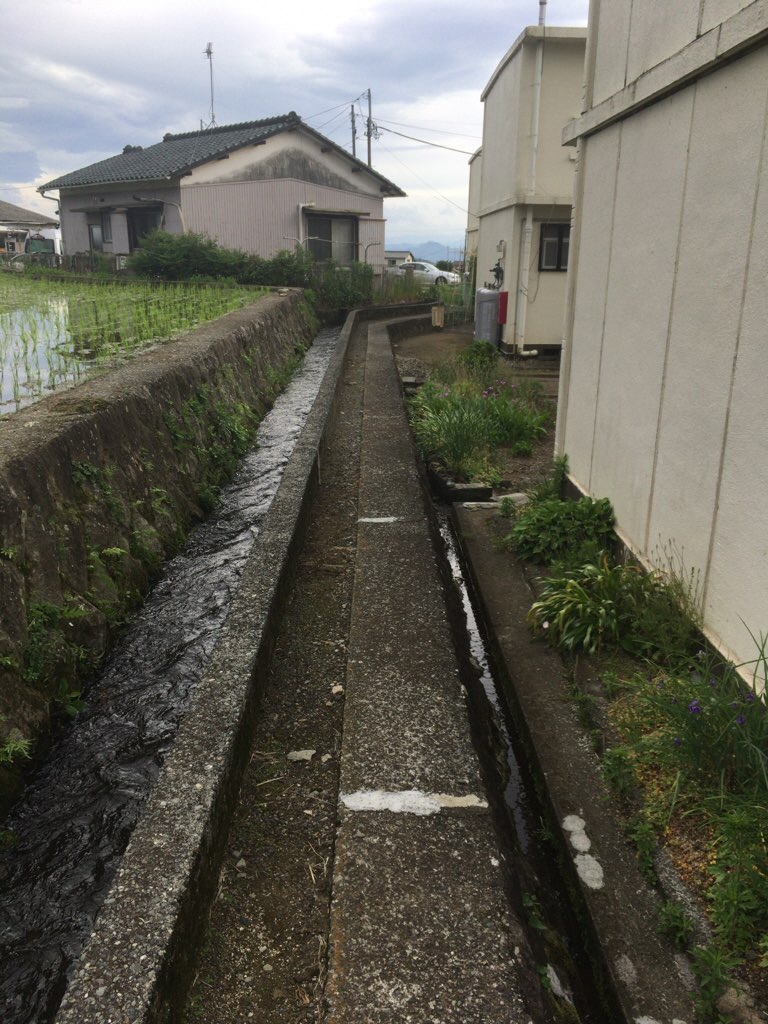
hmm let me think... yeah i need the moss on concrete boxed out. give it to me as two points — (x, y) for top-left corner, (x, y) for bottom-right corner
(0, 291), (318, 814)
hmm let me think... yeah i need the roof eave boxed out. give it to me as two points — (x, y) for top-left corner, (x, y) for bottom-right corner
(296, 122), (406, 197)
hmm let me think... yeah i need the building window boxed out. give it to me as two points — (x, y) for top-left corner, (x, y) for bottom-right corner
(101, 212), (112, 244)
(539, 223), (570, 272)
(306, 214), (358, 265)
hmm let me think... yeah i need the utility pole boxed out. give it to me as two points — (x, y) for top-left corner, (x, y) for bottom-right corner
(366, 88), (372, 167)
(203, 43), (216, 128)
(350, 104), (357, 158)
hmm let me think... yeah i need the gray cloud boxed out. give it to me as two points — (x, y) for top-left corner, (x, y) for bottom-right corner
(2, 0), (588, 242)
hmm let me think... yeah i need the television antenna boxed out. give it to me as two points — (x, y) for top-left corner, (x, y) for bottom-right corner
(201, 42), (216, 129)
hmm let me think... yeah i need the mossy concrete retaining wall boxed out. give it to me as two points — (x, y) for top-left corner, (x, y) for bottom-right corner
(0, 291), (318, 810)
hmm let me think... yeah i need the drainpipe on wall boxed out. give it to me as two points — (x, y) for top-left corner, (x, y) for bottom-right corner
(132, 195), (186, 233)
(554, 0), (601, 457)
(297, 202), (316, 245)
(514, 14), (545, 350)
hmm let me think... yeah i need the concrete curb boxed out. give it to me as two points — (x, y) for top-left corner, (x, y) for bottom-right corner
(54, 311), (358, 1024)
(451, 505), (697, 1024)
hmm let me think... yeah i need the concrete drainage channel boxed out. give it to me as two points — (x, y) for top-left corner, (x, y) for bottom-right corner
(433, 508), (613, 1023)
(6, 304), (694, 1024)
(48, 315), (355, 1024)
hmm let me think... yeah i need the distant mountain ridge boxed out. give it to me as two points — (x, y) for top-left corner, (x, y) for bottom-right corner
(386, 240), (464, 263)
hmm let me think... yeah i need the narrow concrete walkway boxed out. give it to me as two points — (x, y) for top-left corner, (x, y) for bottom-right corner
(324, 323), (531, 1023)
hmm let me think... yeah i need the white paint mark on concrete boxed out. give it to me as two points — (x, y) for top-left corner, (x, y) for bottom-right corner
(574, 853), (604, 889)
(616, 953), (638, 986)
(437, 793), (488, 810)
(562, 813), (592, 852)
(562, 814), (586, 832)
(287, 749), (316, 761)
(636, 1018), (689, 1024)
(358, 516), (400, 523)
(340, 789), (488, 816)
(570, 830), (591, 852)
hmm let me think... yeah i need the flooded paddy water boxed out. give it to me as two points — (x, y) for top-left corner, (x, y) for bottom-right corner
(0, 275), (261, 414)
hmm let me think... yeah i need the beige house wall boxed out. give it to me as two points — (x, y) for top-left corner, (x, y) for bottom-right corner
(473, 27), (586, 350)
(181, 178), (385, 266)
(559, 0), (768, 670)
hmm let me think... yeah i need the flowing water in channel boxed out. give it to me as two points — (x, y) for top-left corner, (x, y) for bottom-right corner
(0, 327), (341, 1024)
(436, 510), (613, 1024)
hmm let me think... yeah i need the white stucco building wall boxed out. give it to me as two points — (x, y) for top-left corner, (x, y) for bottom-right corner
(557, 0), (768, 674)
(465, 148), (482, 279)
(473, 26), (586, 351)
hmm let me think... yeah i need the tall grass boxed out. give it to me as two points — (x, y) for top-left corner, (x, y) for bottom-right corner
(409, 364), (548, 482)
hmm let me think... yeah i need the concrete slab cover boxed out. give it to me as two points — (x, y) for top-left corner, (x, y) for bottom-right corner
(325, 323), (529, 1022)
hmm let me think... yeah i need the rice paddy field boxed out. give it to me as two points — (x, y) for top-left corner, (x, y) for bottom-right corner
(0, 274), (265, 414)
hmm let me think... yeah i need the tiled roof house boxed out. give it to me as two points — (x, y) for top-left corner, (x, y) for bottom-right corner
(0, 200), (58, 256)
(40, 113), (404, 269)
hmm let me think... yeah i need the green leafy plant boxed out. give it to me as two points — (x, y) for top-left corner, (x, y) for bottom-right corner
(628, 813), (658, 882)
(528, 558), (641, 654)
(602, 745), (637, 802)
(505, 496), (615, 565)
(657, 900), (695, 950)
(55, 681), (86, 717)
(691, 944), (743, 1022)
(457, 340), (499, 373)
(409, 377), (546, 482)
(0, 735), (31, 766)
(529, 454), (569, 503)
(706, 803), (768, 952)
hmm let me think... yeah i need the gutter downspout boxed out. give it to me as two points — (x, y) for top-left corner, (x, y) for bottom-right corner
(515, 9), (546, 350)
(298, 202), (316, 245)
(555, 0), (601, 456)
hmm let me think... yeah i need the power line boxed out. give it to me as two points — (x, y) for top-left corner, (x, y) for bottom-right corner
(376, 125), (475, 155)
(305, 100), (352, 119)
(377, 138), (470, 216)
(375, 117), (481, 140)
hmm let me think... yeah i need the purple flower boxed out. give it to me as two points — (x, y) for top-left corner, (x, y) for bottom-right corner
(673, 737), (682, 748)
(688, 699), (702, 714)
(746, 692), (756, 703)
(736, 714), (746, 726)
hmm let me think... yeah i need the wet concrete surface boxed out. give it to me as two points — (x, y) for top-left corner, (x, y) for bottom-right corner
(39, 309), (704, 1024)
(325, 321), (533, 1022)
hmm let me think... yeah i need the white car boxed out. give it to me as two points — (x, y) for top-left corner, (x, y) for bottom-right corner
(394, 261), (461, 286)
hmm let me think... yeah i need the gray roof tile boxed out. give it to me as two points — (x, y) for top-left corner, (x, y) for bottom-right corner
(0, 199), (59, 227)
(40, 114), (404, 196)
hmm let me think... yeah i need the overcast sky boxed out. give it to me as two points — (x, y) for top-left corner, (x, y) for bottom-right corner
(1, 0), (588, 249)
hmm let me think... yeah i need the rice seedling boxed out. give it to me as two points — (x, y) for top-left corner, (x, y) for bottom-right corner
(0, 274), (264, 414)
